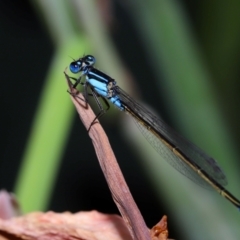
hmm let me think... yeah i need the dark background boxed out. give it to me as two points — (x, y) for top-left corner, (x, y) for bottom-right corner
(1, 1), (240, 239)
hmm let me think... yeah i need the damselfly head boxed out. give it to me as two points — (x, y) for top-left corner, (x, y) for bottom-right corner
(81, 55), (96, 67)
(69, 60), (83, 73)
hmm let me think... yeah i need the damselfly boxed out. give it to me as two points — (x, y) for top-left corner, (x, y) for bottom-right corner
(67, 55), (240, 209)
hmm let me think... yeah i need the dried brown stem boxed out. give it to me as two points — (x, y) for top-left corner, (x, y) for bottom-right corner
(65, 73), (151, 240)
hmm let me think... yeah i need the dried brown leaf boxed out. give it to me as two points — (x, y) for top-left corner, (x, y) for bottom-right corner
(65, 73), (151, 240)
(150, 215), (168, 240)
(0, 211), (133, 240)
(0, 190), (20, 220)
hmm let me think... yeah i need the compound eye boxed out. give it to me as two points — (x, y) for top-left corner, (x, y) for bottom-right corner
(85, 55), (96, 66)
(69, 60), (82, 73)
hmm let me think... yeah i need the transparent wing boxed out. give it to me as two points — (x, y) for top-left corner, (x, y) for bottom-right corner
(115, 86), (227, 188)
